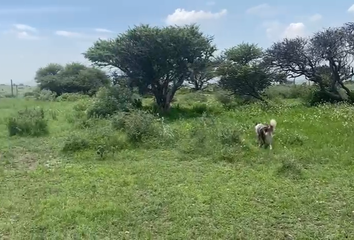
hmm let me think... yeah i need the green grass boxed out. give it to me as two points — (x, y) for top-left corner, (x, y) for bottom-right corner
(1, 93), (354, 239)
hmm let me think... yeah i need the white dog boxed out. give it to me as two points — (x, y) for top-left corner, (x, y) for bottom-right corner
(255, 119), (277, 150)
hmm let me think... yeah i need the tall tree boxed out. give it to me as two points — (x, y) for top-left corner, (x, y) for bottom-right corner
(188, 55), (218, 91)
(35, 63), (64, 95)
(217, 43), (273, 101)
(264, 23), (354, 101)
(35, 62), (110, 96)
(84, 24), (216, 112)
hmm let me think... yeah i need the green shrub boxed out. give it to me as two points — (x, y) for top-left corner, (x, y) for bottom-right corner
(73, 98), (93, 112)
(132, 93), (143, 109)
(88, 127), (129, 154)
(305, 89), (344, 106)
(65, 99), (98, 129)
(214, 91), (238, 109)
(113, 110), (158, 143)
(87, 85), (140, 118)
(62, 135), (90, 152)
(24, 91), (36, 97)
(191, 103), (208, 114)
(217, 127), (242, 146)
(62, 128), (129, 155)
(266, 85), (311, 100)
(57, 93), (90, 102)
(111, 112), (128, 130)
(4, 94), (14, 98)
(35, 89), (56, 101)
(289, 85), (311, 99)
(7, 108), (48, 137)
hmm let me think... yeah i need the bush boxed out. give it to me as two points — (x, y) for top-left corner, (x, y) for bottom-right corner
(87, 85), (140, 118)
(24, 91), (36, 97)
(265, 85), (311, 100)
(289, 85), (311, 99)
(131, 93), (143, 109)
(214, 91), (238, 109)
(305, 89), (344, 106)
(62, 128), (129, 156)
(191, 103), (208, 114)
(177, 114), (247, 160)
(111, 110), (158, 143)
(88, 126), (129, 152)
(4, 94), (15, 98)
(35, 89), (57, 101)
(7, 107), (48, 137)
(111, 112), (128, 130)
(56, 93), (90, 102)
(62, 135), (90, 152)
(218, 127), (242, 146)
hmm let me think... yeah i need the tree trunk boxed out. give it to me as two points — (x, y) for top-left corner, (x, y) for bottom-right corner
(153, 78), (184, 113)
(153, 88), (175, 113)
(338, 81), (352, 101)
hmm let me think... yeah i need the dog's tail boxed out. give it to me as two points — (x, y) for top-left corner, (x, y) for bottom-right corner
(270, 119), (277, 128)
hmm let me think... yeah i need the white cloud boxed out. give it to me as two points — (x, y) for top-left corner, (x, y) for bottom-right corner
(282, 22), (306, 39)
(165, 8), (227, 25)
(263, 21), (282, 40)
(348, 4), (354, 13)
(309, 13), (322, 22)
(14, 24), (36, 32)
(16, 31), (40, 40)
(94, 28), (113, 33)
(2, 26), (40, 40)
(246, 4), (281, 17)
(263, 21), (306, 40)
(55, 30), (83, 38)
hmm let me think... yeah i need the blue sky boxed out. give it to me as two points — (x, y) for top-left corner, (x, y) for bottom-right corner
(1, 0), (354, 85)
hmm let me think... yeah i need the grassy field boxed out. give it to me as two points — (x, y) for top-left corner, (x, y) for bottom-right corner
(1, 90), (354, 239)
(0, 84), (34, 98)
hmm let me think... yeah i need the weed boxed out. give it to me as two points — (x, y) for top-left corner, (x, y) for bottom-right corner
(62, 135), (90, 152)
(123, 110), (158, 143)
(7, 107), (48, 137)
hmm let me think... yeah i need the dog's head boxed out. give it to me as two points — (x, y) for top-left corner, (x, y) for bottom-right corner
(264, 119), (276, 136)
(262, 124), (275, 136)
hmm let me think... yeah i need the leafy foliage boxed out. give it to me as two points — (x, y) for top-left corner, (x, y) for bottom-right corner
(7, 107), (48, 137)
(188, 55), (219, 91)
(35, 62), (110, 96)
(86, 84), (136, 118)
(84, 24), (216, 112)
(118, 110), (158, 143)
(217, 43), (273, 101)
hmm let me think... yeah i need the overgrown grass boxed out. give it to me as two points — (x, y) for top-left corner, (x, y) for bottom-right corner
(1, 91), (354, 239)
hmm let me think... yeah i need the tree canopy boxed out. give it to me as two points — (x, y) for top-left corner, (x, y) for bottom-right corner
(35, 62), (110, 96)
(264, 23), (354, 101)
(216, 43), (274, 101)
(84, 24), (216, 111)
(31, 21), (354, 106)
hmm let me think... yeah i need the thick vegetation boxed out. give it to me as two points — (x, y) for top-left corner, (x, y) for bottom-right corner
(1, 22), (354, 239)
(35, 62), (110, 96)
